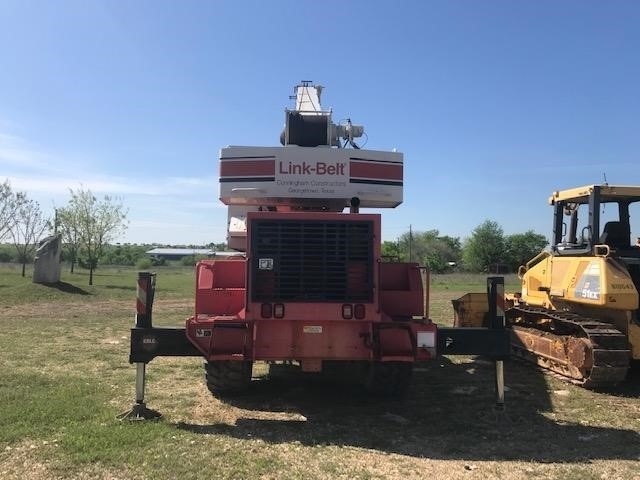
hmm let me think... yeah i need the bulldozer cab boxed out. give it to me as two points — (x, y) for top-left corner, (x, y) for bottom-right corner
(550, 185), (640, 258)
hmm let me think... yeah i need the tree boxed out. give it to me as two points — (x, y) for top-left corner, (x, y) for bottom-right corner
(395, 229), (462, 273)
(505, 230), (548, 271)
(57, 205), (82, 273)
(99, 244), (149, 266)
(381, 240), (402, 261)
(424, 234), (461, 273)
(9, 198), (50, 276)
(65, 188), (128, 285)
(0, 179), (26, 242)
(462, 220), (505, 272)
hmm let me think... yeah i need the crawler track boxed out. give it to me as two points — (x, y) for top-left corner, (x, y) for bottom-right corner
(507, 306), (630, 388)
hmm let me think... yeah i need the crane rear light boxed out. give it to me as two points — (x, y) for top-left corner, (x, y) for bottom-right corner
(273, 303), (285, 318)
(341, 304), (353, 319)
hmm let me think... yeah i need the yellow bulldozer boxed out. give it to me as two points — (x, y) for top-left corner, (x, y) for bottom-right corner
(453, 184), (640, 388)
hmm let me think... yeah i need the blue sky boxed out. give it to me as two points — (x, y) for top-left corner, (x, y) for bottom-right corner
(1, 1), (639, 245)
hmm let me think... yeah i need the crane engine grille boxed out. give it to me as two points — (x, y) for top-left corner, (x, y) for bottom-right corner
(250, 219), (374, 302)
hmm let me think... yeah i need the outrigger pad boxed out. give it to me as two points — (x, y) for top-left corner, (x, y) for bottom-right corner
(117, 402), (162, 421)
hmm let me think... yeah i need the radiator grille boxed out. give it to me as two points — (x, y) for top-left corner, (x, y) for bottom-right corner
(251, 219), (373, 302)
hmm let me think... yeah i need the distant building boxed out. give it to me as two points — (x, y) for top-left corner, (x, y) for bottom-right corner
(145, 248), (243, 260)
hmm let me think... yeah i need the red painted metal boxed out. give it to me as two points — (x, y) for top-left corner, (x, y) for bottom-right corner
(136, 277), (147, 315)
(376, 324), (415, 358)
(254, 319), (372, 360)
(185, 211), (438, 366)
(379, 262), (424, 320)
(349, 160), (403, 181)
(195, 260), (246, 316)
(220, 158), (275, 177)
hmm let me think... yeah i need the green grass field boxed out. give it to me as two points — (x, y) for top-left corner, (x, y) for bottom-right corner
(0, 265), (638, 480)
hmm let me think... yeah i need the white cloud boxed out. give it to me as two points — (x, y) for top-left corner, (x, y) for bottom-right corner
(0, 127), (221, 197)
(169, 176), (218, 187)
(0, 129), (90, 176)
(0, 127), (227, 244)
(0, 133), (51, 169)
(6, 173), (221, 198)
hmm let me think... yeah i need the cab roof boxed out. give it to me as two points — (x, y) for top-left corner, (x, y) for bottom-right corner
(549, 184), (640, 205)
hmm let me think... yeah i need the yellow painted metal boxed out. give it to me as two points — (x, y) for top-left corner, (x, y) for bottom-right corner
(451, 293), (488, 327)
(521, 255), (639, 311)
(549, 184), (640, 205)
(519, 252), (552, 308)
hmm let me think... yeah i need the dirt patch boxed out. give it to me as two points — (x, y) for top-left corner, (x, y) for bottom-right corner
(0, 442), (51, 480)
(0, 441), (136, 480)
(189, 381), (309, 426)
(0, 299), (191, 320)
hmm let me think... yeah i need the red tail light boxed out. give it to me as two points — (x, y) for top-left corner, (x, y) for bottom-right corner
(354, 304), (366, 319)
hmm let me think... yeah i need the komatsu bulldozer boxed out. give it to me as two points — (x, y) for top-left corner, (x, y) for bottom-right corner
(454, 184), (640, 388)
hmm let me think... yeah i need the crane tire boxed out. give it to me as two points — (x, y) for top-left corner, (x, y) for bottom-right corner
(204, 360), (252, 396)
(364, 361), (413, 397)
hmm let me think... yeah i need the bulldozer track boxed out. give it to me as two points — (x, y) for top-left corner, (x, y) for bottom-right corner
(507, 306), (630, 389)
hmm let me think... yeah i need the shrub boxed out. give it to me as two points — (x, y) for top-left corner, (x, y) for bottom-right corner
(180, 254), (208, 267)
(180, 255), (196, 266)
(136, 258), (153, 270)
(151, 257), (166, 266)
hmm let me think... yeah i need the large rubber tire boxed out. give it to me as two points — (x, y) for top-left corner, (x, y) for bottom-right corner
(364, 361), (413, 397)
(204, 360), (252, 396)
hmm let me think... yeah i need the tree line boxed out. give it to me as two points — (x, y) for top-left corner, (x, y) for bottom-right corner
(1, 179), (127, 285)
(382, 220), (548, 273)
(3, 177), (547, 279)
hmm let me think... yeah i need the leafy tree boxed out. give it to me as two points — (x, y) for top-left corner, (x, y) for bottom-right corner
(57, 204), (82, 273)
(9, 198), (50, 276)
(381, 240), (402, 261)
(0, 244), (14, 262)
(424, 234), (461, 273)
(65, 188), (128, 285)
(395, 229), (462, 273)
(0, 179), (26, 242)
(505, 230), (548, 271)
(462, 220), (505, 272)
(150, 256), (166, 266)
(136, 258), (153, 270)
(99, 244), (149, 266)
